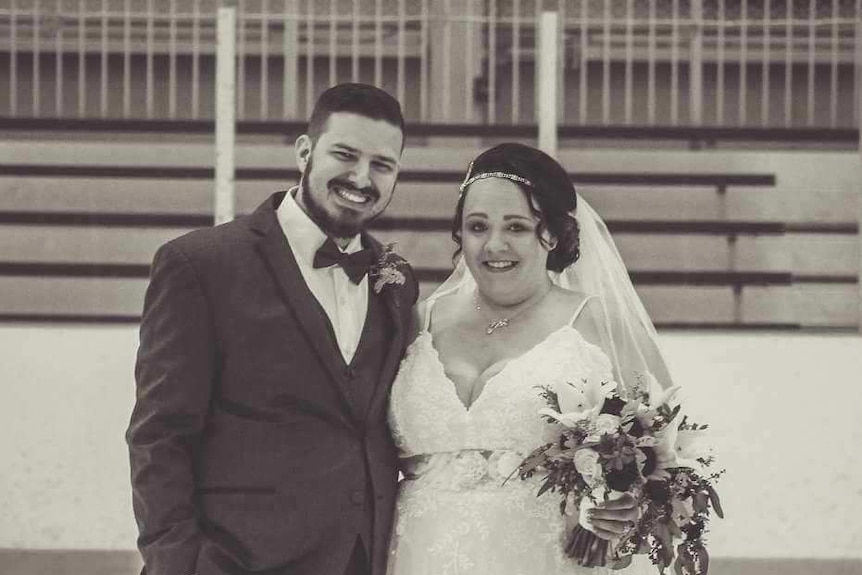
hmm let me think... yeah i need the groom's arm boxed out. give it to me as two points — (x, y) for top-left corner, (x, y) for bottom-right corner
(127, 241), (215, 575)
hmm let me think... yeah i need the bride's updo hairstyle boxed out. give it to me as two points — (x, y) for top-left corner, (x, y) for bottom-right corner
(452, 142), (580, 273)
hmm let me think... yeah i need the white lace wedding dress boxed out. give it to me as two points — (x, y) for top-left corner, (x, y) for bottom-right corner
(387, 299), (655, 575)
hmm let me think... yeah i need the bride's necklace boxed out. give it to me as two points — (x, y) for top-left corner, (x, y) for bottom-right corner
(474, 286), (551, 336)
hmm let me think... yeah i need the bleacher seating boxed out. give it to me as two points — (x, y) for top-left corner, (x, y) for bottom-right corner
(0, 119), (858, 329)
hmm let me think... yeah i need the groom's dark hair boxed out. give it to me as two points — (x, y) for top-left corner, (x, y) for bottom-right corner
(306, 83), (405, 147)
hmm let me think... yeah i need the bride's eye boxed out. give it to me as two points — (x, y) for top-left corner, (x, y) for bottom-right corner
(465, 220), (487, 233)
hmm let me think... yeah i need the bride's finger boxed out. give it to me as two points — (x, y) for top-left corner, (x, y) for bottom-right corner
(589, 506), (639, 522)
(596, 492), (637, 510)
(589, 517), (633, 536)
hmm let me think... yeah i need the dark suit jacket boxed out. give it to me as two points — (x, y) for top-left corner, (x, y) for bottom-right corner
(126, 192), (418, 575)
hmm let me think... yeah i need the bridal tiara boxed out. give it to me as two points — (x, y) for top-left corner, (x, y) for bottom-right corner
(458, 162), (535, 196)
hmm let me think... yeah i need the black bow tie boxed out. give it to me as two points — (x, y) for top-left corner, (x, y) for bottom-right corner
(312, 237), (376, 284)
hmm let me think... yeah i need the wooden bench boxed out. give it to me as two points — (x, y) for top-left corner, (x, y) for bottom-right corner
(0, 121), (857, 329)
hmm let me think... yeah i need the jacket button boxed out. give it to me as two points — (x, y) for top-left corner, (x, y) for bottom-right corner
(350, 490), (364, 505)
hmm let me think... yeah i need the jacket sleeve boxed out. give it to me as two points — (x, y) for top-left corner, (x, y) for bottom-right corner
(126, 242), (215, 575)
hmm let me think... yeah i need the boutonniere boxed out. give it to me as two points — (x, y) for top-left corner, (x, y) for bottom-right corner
(369, 242), (408, 296)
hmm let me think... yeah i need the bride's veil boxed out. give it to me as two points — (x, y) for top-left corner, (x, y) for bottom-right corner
(425, 194), (673, 391)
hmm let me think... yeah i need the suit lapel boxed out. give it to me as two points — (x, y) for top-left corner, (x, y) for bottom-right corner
(363, 235), (407, 420)
(249, 192), (360, 422)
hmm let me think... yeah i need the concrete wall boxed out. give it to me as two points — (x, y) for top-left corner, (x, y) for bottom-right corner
(2, 323), (862, 561)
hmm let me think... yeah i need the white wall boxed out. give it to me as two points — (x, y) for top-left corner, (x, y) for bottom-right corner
(1, 325), (861, 558)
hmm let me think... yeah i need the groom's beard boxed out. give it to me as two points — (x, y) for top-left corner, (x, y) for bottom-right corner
(299, 155), (389, 239)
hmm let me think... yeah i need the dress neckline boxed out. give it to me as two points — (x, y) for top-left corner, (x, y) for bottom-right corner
(417, 325), (572, 413)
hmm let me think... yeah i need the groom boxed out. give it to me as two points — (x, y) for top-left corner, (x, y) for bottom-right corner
(126, 83), (418, 575)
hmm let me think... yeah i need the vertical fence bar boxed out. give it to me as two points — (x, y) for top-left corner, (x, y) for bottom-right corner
(397, 0), (406, 107)
(374, 0), (382, 86)
(647, 0), (655, 124)
(123, 0), (131, 117)
(538, 11), (558, 157)
(329, 0), (337, 86)
(717, 0), (726, 124)
(690, 0), (704, 125)
(488, 0), (497, 124)
(420, 0), (429, 121)
(216, 5), (237, 225)
(305, 0), (314, 116)
(100, 0), (108, 117)
(784, 0), (793, 126)
(9, 0), (17, 116)
(33, 0), (41, 116)
(829, 0), (839, 127)
(806, 0), (815, 126)
(465, 0), (475, 122)
(761, 0), (770, 125)
(511, 0), (520, 123)
(283, 0), (298, 119)
(670, 0), (679, 125)
(55, 0), (64, 116)
(146, 0), (154, 118)
(191, 0), (200, 118)
(602, 0), (610, 124)
(442, 0), (451, 121)
(78, 0), (86, 117)
(168, 0), (177, 118)
(556, 0), (565, 123)
(237, 3), (246, 119)
(351, 0), (359, 82)
(739, 0), (748, 125)
(624, 0), (633, 124)
(261, 0), (270, 118)
(578, 0), (588, 124)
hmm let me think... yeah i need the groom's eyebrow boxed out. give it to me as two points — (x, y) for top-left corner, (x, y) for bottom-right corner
(332, 143), (398, 167)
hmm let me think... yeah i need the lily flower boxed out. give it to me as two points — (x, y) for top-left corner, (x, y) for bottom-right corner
(539, 377), (617, 428)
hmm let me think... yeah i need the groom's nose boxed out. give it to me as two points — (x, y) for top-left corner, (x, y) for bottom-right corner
(346, 159), (372, 190)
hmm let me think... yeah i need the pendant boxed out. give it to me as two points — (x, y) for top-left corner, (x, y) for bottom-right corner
(486, 318), (510, 335)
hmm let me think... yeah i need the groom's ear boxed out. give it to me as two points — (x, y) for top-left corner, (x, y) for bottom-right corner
(295, 135), (312, 174)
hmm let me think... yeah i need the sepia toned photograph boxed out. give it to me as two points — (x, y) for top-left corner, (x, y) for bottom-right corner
(1, 1), (860, 574)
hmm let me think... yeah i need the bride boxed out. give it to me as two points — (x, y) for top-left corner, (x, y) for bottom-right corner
(387, 143), (673, 574)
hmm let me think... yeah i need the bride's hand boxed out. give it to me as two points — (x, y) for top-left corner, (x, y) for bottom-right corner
(587, 492), (638, 541)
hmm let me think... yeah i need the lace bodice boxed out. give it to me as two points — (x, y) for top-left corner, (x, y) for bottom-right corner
(389, 325), (614, 459)
(385, 323), (651, 575)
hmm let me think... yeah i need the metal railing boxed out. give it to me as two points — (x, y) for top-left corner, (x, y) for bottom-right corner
(0, 0), (859, 127)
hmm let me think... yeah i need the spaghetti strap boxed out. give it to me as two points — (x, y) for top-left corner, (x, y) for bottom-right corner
(422, 296), (439, 332)
(568, 294), (596, 326)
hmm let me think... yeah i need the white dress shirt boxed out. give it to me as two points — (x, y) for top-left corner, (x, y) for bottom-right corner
(276, 189), (369, 364)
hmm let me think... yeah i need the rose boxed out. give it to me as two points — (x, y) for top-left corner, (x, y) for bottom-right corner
(595, 414), (621, 435)
(573, 448), (602, 486)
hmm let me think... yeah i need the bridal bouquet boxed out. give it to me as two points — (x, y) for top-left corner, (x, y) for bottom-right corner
(516, 374), (723, 575)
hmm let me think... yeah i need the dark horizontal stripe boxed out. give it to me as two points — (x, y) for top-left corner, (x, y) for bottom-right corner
(785, 222), (859, 234)
(632, 270), (794, 286)
(794, 274), (859, 284)
(0, 313), (142, 323)
(0, 164), (775, 187)
(656, 321), (801, 330)
(4, 212), (850, 237)
(0, 211), (214, 228)
(557, 124), (860, 143)
(1, 117), (857, 143)
(3, 262), (854, 286)
(0, 262), (151, 278)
